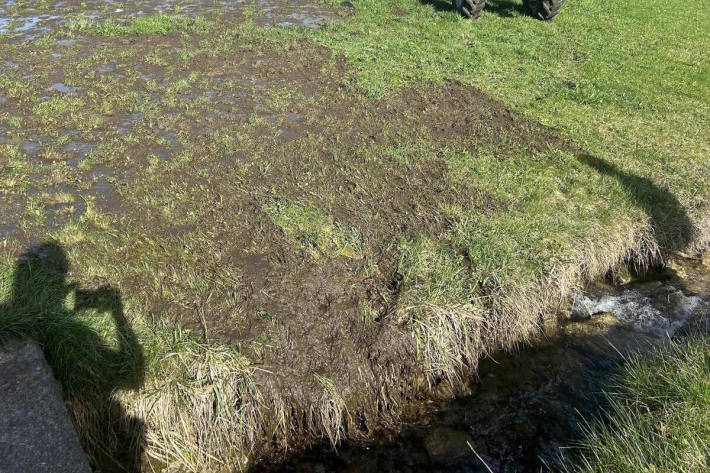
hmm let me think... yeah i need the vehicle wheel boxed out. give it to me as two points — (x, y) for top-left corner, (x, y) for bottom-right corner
(453, 0), (486, 20)
(523, 0), (564, 20)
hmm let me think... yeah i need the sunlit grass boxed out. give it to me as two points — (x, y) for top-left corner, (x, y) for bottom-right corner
(70, 14), (209, 36)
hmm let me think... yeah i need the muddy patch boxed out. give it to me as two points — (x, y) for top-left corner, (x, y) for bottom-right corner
(0, 0), (342, 41)
(0, 8), (633, 467)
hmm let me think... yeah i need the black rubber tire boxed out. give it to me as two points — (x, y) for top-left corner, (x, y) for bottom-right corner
(453, 0), (486, 20)
(523, 0), (564, 20)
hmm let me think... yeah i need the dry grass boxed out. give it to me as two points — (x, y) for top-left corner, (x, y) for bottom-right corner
(119, 327), (261, 471)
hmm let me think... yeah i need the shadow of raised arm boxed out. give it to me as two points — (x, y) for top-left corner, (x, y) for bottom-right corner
(75, 285), (145, 390)
(0, 242), (146, 471)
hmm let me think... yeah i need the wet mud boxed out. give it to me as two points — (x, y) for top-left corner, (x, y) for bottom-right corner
(0, 0), (340, 41)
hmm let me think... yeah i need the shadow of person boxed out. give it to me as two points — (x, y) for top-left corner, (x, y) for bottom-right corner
(0, 241), (145, 472)
(577, 154), (696, 254)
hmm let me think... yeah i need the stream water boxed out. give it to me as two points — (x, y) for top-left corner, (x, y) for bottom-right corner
(256, 254), (709, 473)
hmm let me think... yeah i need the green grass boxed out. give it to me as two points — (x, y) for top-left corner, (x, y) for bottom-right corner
(70, 14), (208, 36)
(263, 198), (363, 259)
(303, 0), (709, 208)
(562, 329), (710, 473)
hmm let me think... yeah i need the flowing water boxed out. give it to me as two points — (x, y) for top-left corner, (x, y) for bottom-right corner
(256, 254), (710, 473)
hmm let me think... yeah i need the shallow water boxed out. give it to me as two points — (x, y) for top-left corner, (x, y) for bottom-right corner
(256, 256), (709, 473)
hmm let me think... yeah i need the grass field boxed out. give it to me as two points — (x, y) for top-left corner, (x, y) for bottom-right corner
(0, 0), (708, 470)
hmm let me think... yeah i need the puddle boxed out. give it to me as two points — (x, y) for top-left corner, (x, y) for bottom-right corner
(0, 197), (24, 242)
(256, 256), (709, 473)
(274, 12), (332, 29)
(0, 0), (341, 41)
(88, 179), (122, 213)
(150, 130), (180, 160)
(117, 112), (144, 135)
(88, 164), (114, 179)
(97, 63), (115, 74)
(277, 127), (306, 142)
(49, 83), (79, 95)
(63, 141), (96, 167)
(22, 140), (41, 156)
(0, 13), (61, 40)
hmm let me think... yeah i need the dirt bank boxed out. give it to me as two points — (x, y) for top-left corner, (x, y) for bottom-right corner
(255, 254), (710, 472)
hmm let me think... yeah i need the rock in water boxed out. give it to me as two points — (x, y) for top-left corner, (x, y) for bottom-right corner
(615, 266), (633, 284)
(701, 250), (710, 268)
(0, 340), (91, 473)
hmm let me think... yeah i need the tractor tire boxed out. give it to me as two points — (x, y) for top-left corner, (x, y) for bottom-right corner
(523, 0), (564, 20)
(454, 0), (486, 20)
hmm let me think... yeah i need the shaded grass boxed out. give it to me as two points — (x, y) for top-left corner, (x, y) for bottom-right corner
(561, 329), (710, 472)
(0, 243), (145, 471)
(0, 245), (260, 470)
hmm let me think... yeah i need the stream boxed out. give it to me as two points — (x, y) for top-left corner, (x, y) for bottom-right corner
(255, 253), (709, 473)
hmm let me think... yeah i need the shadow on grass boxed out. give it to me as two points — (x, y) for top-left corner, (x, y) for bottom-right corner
(577, 154), (696, 253)
(418, 0), (527, 18)
(484, 0), (526, 18)
(0, 241), (145, 472)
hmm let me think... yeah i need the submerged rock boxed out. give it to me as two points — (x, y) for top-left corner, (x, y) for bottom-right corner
(423, 426), (473, 464)
(615, 266), (633, 284)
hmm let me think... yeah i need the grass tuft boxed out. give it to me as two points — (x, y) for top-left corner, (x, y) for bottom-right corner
(561, 330), (710, 473)
(263, 198), (362, 259)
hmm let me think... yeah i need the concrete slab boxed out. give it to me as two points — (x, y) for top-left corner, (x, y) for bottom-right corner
(0, 340), (91, 473)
